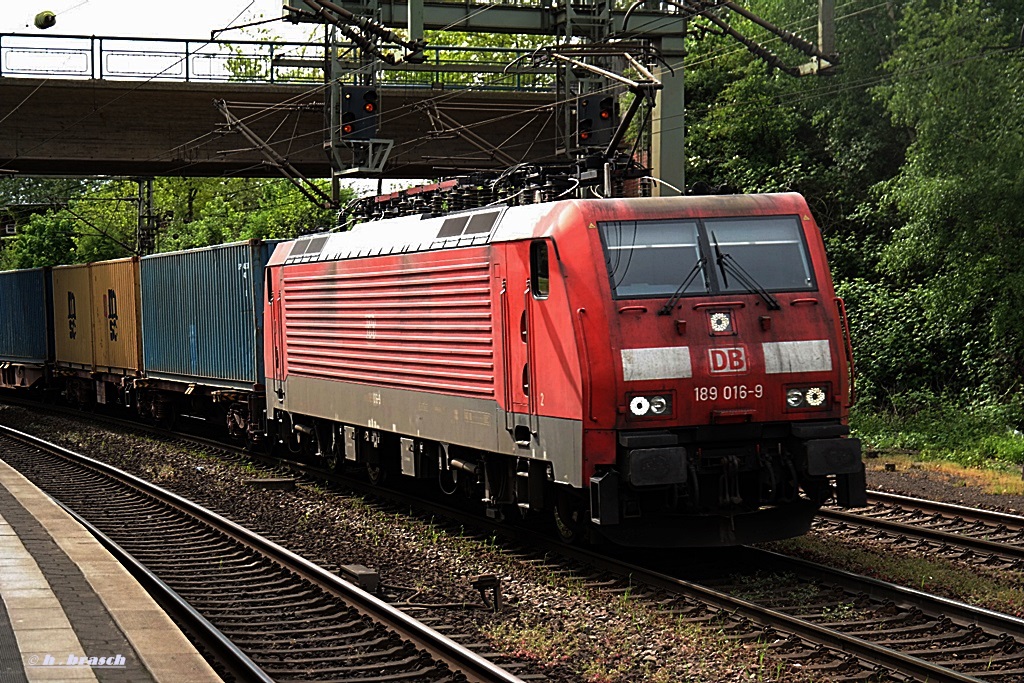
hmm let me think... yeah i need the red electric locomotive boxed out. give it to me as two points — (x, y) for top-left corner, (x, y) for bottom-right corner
(264, 192), (865, 546)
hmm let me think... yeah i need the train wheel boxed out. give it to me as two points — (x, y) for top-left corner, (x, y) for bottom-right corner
(553, 490), (586, 544)
(366, 461), (387, 486)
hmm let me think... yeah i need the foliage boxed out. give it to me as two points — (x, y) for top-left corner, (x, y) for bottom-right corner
(0, 177), (349, 267)
(870, 0), (1024, 397)
(852, 394), (1024, 468)
(155, 177), (344, 252)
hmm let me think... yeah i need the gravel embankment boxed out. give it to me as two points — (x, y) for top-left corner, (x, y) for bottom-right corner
(0, 404), (811, 683)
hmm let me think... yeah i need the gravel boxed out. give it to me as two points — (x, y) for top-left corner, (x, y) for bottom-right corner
(9, 402), (1024, 682)
(864, 455), (1024, 515)
(0, 404), (812, 683)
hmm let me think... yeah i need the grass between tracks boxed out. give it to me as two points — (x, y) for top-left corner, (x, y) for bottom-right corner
(764, 535), (1024, 619)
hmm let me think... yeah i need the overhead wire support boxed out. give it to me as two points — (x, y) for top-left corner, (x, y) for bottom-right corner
(622, 0), (837, 76)
(525, 46), (662, 162)
(215, 99), (336, 209)
(291, 0), (427, 64)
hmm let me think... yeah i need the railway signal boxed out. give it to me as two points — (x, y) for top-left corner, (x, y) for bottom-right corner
(576, 95), (616, 148)
(341, 86), (378, 140)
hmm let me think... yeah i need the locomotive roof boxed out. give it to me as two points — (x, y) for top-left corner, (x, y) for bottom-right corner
(273, 193), (811, 266)
(277, 202), (557, 266)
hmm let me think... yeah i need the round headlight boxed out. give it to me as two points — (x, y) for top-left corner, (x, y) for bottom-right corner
(649, 396), (668, 415)
(710, 312), (731, 332)
(805, 387), (826, 406)
(630, 396), (651, 416)
(786, 389), (804, 408)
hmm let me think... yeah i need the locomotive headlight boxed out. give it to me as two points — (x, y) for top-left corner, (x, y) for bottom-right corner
(650, 395), (669, 415)
(785, 385), (830, 410)
(805, 387), (827, 406)
(630, 396), (651, 416)
(628, 394), (673, 418)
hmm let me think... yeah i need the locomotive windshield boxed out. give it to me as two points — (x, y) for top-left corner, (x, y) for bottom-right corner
(600, 215), (815, 299)
(602, 220), (702, 298)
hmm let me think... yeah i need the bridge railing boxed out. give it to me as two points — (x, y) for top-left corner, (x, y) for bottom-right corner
(0, 33), (554, 91)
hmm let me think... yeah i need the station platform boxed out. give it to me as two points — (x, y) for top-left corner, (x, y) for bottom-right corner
(0, 458), (222, 682)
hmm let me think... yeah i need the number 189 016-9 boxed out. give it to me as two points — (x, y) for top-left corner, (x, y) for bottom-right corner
(694, 385), (764, 401)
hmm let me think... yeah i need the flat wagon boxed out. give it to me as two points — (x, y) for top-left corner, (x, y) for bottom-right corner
(136, 239), (277, 440)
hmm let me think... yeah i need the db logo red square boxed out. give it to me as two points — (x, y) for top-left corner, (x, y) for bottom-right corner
(709, 347), (747, 373)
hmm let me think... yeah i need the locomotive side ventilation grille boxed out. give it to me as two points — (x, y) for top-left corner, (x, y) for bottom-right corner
(280, 252), (494, 397)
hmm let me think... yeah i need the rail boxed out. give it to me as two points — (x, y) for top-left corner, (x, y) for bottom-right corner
(0, 32), (554, 91)
(0, 422), (526, 683)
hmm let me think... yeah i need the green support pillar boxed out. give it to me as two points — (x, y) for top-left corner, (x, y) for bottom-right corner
(651, 36), (686, 196)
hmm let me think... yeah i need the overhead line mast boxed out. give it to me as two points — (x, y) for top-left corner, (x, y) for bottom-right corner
(280, 0), (837, 218)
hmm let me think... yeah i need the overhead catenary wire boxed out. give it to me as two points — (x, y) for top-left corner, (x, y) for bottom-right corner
(5, 0), (932, 214)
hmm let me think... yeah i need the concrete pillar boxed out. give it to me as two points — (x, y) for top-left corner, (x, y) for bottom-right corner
(651, 35), (686, 196)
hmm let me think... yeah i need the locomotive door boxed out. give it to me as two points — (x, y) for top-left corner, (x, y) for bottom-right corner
(267, 267), (285, 403)
(500, 239), (550, 447)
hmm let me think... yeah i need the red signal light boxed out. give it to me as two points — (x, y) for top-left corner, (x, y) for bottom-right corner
(363, 102), (375, 113)
(342, 123), (354, 134)
(600, 110), (611, 119)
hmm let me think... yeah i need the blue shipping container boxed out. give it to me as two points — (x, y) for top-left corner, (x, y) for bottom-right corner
(141, 240), (278, 390)
(0, 268), (52, 364)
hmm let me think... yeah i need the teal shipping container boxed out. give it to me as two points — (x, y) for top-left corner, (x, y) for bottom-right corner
(0, 267), (52, 364)
(141, 240), (278, 390)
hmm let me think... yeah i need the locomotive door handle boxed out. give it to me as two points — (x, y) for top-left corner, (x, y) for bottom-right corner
(499, 279), (514, 433)
(524, 281), (538, 435)
(577, 308), (596, 423)
(835, 296), (856, 406)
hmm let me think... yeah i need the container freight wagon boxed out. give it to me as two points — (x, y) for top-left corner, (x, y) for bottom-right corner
(50, 257), (142, 406)
(0, 268), (53, 388)
(264, 194), (865, 547)
(137, 240), (278, 441)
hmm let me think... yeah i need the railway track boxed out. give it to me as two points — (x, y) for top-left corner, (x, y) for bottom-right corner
(818, 491), (1024, 568)
(0, 423), (526, 683)
(472, 529), (1024, 682)
(6, 400), (1024, 681)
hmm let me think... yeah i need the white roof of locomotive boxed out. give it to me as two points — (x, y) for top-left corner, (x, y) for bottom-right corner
(282, 202), (558, 265)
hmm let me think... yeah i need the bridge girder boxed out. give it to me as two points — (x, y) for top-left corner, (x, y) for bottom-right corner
(0, 77), (555, 179)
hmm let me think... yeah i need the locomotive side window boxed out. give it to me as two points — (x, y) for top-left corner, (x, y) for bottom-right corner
(601, 220), (704, 298)
(705, 216), (815, 292)
(530, 241), (549, 298)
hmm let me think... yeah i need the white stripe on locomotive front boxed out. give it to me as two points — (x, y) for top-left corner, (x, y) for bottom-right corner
(762, 340), (832, 374)
(620, 347), (694, 381)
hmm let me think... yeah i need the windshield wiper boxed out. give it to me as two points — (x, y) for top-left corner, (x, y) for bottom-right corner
(711, 232), (781, 310)
(658, 257), (707, 316)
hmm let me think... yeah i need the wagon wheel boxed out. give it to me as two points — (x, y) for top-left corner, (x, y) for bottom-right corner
(553, 489), (586, 544)
(366, 461), (388, 486)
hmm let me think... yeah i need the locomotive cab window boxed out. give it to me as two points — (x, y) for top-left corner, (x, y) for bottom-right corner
(530, 241), (549, 299)
(599, 215), (815, 299)
(705, 216), (815, 292)
(601, 219), (704, 298)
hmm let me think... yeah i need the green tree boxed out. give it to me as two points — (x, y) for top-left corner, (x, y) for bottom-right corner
(870, 0), (1024, 396)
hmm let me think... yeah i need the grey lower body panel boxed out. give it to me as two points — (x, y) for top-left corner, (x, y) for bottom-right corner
(276, 373), (585, 486)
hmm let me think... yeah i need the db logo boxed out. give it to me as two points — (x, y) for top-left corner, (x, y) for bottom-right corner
(709, 347), (747, 373)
